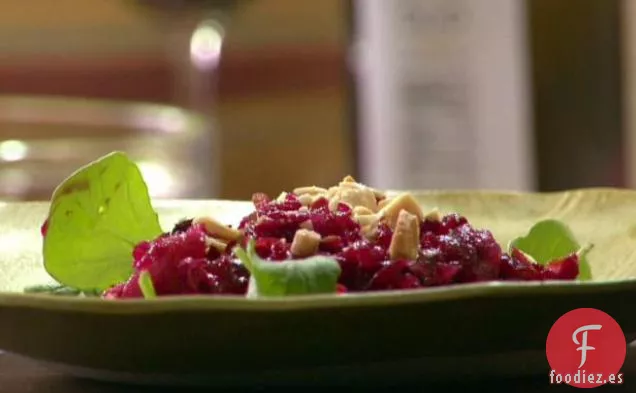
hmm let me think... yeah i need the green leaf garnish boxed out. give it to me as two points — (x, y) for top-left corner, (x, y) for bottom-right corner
(43, 151), (163, 292)
(24, 283), (101, 297)
(235, 240), (341, 297)
(509, 219), (592, 280)
(138, 270), (157, 299)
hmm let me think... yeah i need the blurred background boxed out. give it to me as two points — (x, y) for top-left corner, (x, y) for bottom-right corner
(0, 0), (630, 200)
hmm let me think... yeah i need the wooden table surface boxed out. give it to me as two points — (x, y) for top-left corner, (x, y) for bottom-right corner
(1, 351), (633, 393)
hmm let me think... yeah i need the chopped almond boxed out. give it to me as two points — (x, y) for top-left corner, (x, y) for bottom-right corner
(206, 237), (227, 253)
(389, 210), (420, 261)
(371, 188), (386, 200)
(193, 216), (242, 241)
(338, 181), (363, 189)
(361, 222), (380, 241)
(326, 186), (339, 199)
(329, 186), (377, 212)
(293, 186), (327, 195)
(424, 208), (442, 222)
(291, 229), (321, 258)
(298, 194), (314, 206)
(353, 205), (374, 216)
(379, 193), (424, 229)
(355, 213), (381, 227)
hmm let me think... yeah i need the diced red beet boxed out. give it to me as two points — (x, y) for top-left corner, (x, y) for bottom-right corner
(409, 260), (461, 286)
(171, 218), (194, 234)
(499, 254), (544, 281)
(253, 237), (290, 260)
(178, 257), (212, 293)
(310, 197), (329, 211)
(435, 263), (463, 285)
(305, 201), (360, 244)
(375, 223), (393, 249)
(238, 212), (257, 230)
(224, 240), (238, 254)
(102, 282), (125, 299)
(256, 193), (302, 213)
(178, 256), (249, 294)
(251, 211), (310, 241)
(511, 248), (534, 266)
(207, 256), (249, 293)
(206, 245), (222, 261)
(399, 273), (423, 289)
(368, 260), (422, 290)
(110, 271), (144, 298)
(420, 232), (440, 249)
(132, 226), (209, 295)
(441, 213), (468, 233)
(543, 254), (579, 280)
(421, 224), (502, 283)
(337, 241), (387, 290)
(133, 241), (151, 267)
(319, 235), (345, 254)
(251, 192), (271, 209)
(420, 219), (443, 236)
(336, 202), (352, 214)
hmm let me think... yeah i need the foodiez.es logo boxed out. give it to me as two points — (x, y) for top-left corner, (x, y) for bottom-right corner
(573, 324), (602, 369)
(546, 308), (626, 388)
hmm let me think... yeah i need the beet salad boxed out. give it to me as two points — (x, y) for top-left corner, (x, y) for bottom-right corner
(35, 153), (591, 299)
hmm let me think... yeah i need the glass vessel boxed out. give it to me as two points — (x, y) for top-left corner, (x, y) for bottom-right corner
(0, 95), (216, 201)
(130, 0), (248, 113)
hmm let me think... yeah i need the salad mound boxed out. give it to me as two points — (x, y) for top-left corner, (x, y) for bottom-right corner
(102, 177), (582, 299)
(35, 152), (591, 299)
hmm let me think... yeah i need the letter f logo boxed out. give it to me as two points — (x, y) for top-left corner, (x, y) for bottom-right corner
(572, 324), (602, 368)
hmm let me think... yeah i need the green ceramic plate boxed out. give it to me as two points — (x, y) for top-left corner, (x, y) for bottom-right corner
(1, 189), (636, 386)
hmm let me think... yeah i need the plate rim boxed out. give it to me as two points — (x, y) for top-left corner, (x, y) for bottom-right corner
(2, 278), (636, 314)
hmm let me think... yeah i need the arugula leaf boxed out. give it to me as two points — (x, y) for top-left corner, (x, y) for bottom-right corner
(43, 151), (163, 292)
(509, 219), (592, 280)
(24, 283), (101, 297)
(138, 270), (157, 299)
(235, 240), (341, 297)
